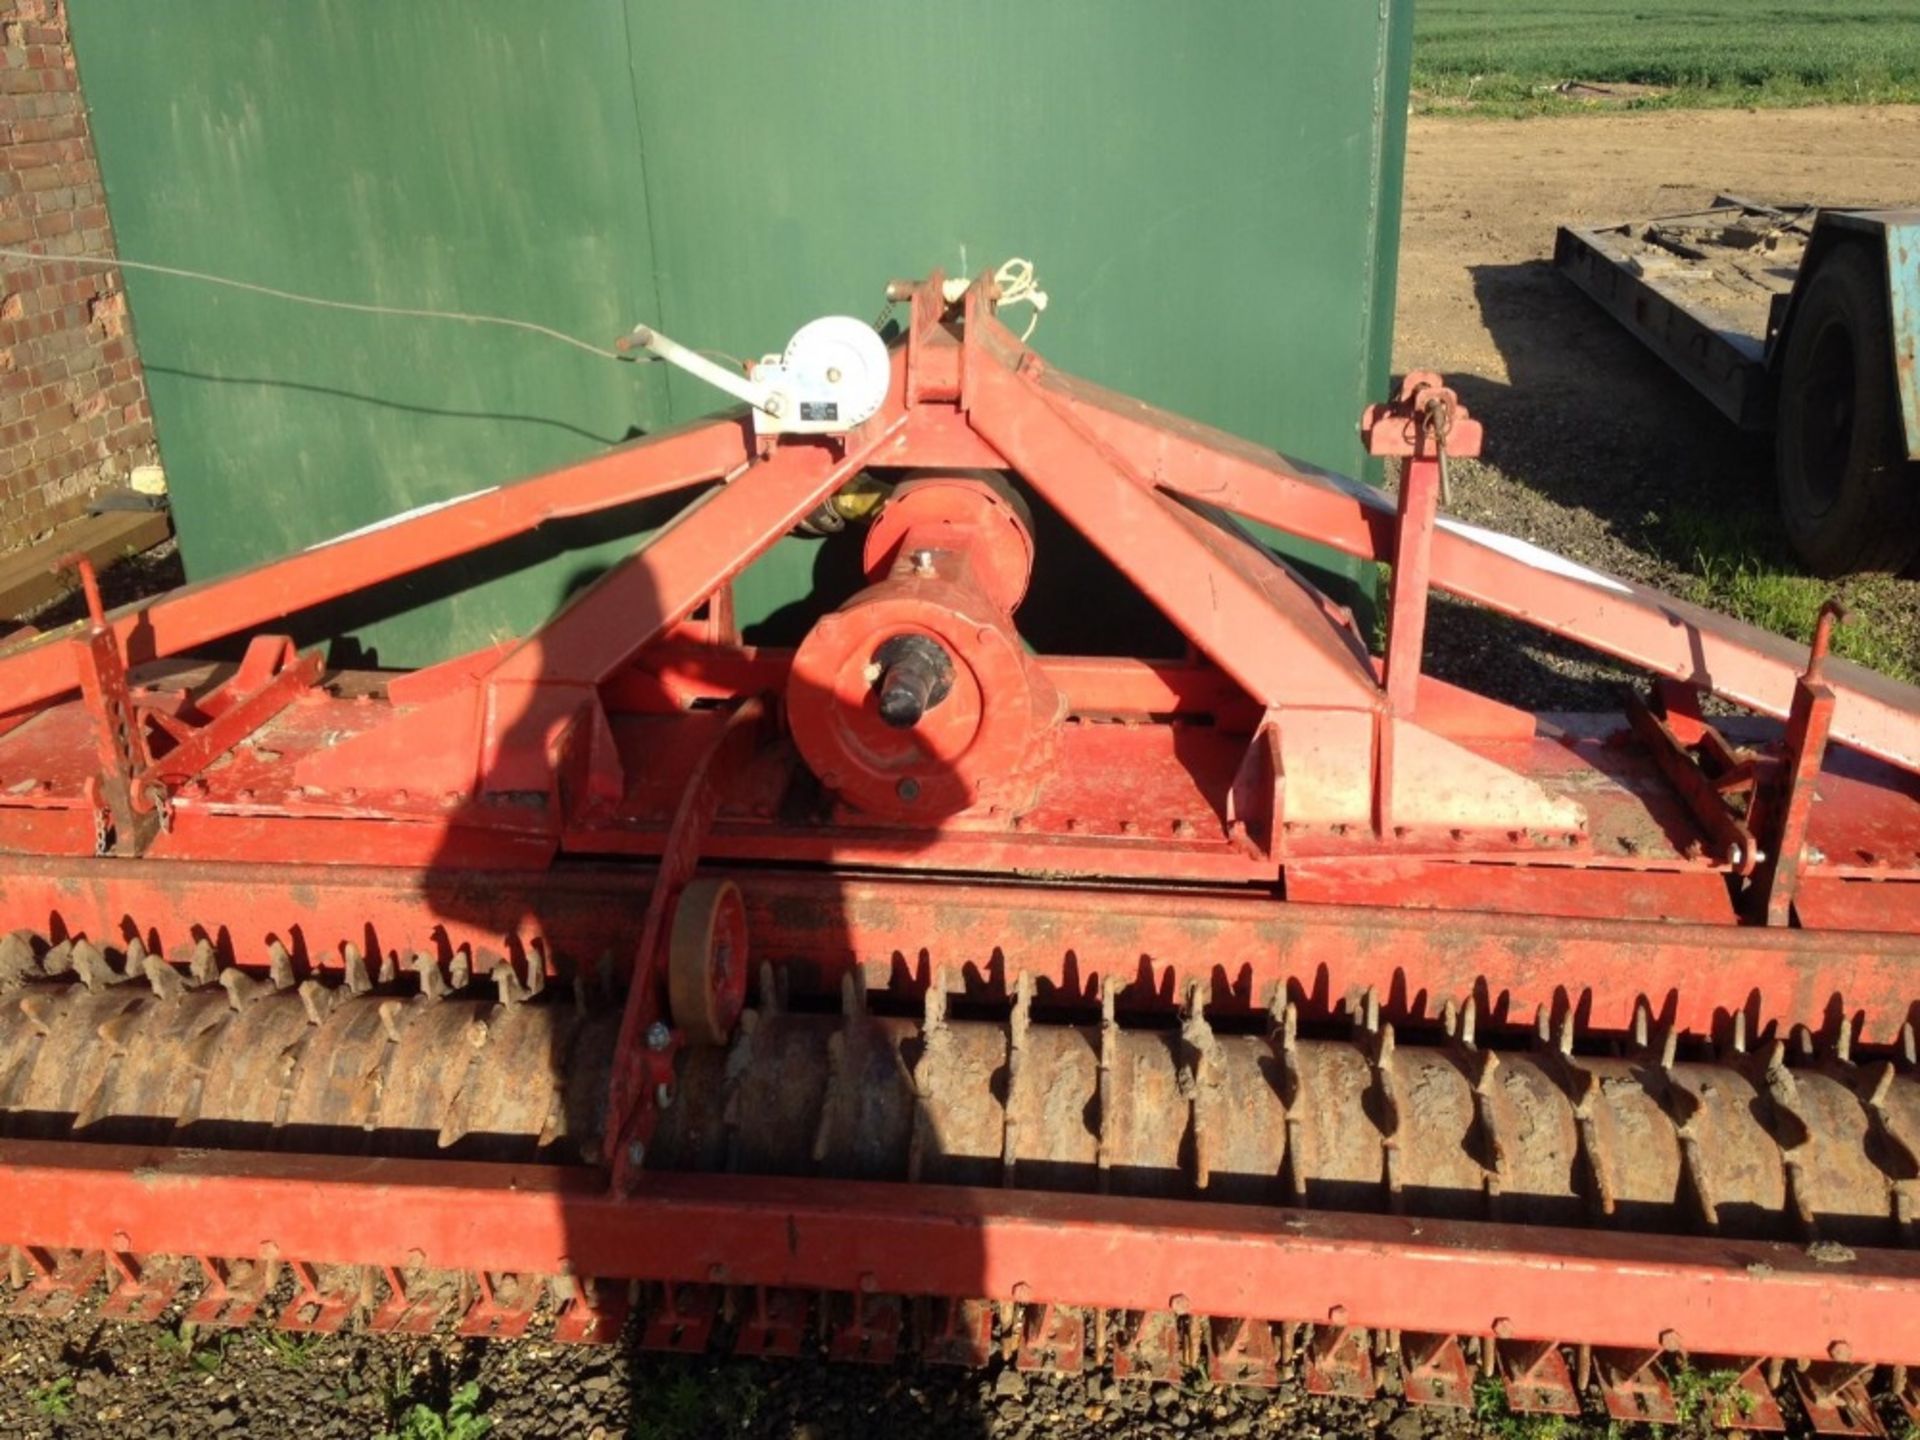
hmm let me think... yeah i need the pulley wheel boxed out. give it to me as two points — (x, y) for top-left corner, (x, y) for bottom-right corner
(667, 877), (749, 1047)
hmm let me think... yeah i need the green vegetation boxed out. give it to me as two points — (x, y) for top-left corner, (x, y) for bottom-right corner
(1472, 1375), (1582, 1440)
(630, 1365), (764, 1440)
(30, 1376), (76, 1419)
(1664, 504), (1919, 683)
(1668, 1362), (1755, 1429)
(379, 1379), (493, 1440)
(1414, 1), (1920, 115)
(151, 1320), (228, 1377)
(261, 1330), (322, 1369)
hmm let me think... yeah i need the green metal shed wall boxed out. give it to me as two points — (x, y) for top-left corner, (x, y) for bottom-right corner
(68, 1), (1412, 667)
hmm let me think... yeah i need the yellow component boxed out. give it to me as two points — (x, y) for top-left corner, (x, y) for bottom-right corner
(829, 475), (890, 522)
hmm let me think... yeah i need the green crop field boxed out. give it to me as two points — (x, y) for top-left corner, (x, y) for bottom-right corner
(1413, 1), (1920, 114)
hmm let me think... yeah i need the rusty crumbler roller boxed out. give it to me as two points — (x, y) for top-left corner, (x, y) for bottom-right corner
(0, 270), (1917, 1431)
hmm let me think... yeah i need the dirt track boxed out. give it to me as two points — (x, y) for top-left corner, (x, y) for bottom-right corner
(1397, 104), (1920, 385)
(1392, 105), (1920, 709)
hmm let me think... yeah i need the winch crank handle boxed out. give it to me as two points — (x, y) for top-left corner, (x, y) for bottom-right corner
(623, 323), (787, 419)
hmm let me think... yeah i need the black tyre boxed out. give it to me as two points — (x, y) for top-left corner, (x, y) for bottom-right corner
(1773, 241), (1920, 576)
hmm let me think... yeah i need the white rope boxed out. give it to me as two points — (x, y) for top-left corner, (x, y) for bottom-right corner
(992, 257), (1049, 342)
(938, 257), (1049, 341)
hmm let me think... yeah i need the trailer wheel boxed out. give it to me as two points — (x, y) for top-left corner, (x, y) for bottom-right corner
(1774, 241), (1920, 576)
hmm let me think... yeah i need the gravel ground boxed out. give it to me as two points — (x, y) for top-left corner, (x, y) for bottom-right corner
(0, 1308), (1511, 1440)
(6, 109), (1920, 1440)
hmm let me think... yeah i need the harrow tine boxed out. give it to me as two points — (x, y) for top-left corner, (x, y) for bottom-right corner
(1400, 1331), (1474, 1409)
(456, 1270), (539, 1340)
(99, 1248), (187, 1324)
(1303, 1323), (1374, 1398)
(918, 1296), (994, 1369)
(1594, 1347), (1678, 1425)
(1209, 1315), (1281, 1389)
(1015, 1300), (1087, 1376)
(5, 1245), (103, 1321)
(1690, 1354), (1789, 1432)
(827, 1290), (901, 1365)
(1500, 1338), (1583, 1415)
(1792, 1362), (1886, 1437)
(367, 1264), (455, 1337)
(551, 1276), (630, 1346)
(186, 1254), (272, 1329)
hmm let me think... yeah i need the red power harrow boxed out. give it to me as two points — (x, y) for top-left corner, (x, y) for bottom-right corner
(1, 272), (1917, 1430)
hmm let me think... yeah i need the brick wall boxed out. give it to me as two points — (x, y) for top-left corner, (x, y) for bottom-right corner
(0, 0), (155, 552)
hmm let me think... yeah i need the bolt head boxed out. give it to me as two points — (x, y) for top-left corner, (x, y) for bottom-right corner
(1011, 1281), (1032, 1303)
(645, 1020), (672, 1052)
(1659, 1328), (1683, 1351)
(1829, 1340), (1853, 1363)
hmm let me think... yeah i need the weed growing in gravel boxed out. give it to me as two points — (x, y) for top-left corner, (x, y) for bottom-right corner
(1668, 1361), (1754, 1431)
(628, 1364), (765, 1440)
(379, 1379), (493, 1440)
(30, 1375), (75, 1418)
(1472, 1377), (1568, 1440)
(151, 1320), (228, 1378)
(261, 1330), (322, 1369)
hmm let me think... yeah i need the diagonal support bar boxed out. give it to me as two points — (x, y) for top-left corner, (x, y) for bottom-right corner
(1036, 368), (1920, 775)
(0, 415), (756, 716)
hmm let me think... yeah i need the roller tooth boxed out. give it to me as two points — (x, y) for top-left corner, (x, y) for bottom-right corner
(493, 959), (529, 1007)
(1631, 999), (1650, 1050)
(297, 978), (337, 1026)
(96, 1010), (141, 1051)
(219, 967), (271, 1012)
(1866, 1062), (1896, 1110)
(373, 948), (397, 986)
(69, 940), (123, 992)
(378, 998), (406, 1043)
(267, 940), (297, 991)
(0, 931), (39, 991)
(1903, 1023), (1917, 1069)
(141, 952), (184, 1002)
(449, 947), (472, 991)
(524, 951), (545, 1000)
(343, 947), (373, 996)
(188, 938), (219, 985)
(17, 993), (55, 1035)
(40, 938), (73, 977)
(410, 953), (447, 1002)
(758, 961), (782, 1017)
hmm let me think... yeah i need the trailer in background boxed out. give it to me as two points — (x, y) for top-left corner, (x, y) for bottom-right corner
(1555, 199), (1919, 576)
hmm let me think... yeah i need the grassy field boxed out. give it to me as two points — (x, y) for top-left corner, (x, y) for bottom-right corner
(1413, 0), (1920, 114)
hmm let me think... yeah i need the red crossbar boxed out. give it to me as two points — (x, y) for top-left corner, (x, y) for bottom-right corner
(3, 1140), (1916, 1365)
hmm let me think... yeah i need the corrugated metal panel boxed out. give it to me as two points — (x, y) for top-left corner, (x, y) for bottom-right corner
(70, 0), (1411, 666)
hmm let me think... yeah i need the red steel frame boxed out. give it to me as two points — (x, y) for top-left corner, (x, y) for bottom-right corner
(1, 272), (1918, 1373)
(8, 1141), (1920, 1367)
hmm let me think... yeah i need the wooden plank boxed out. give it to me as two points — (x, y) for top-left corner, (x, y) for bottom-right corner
(0, 509), (172, 622)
